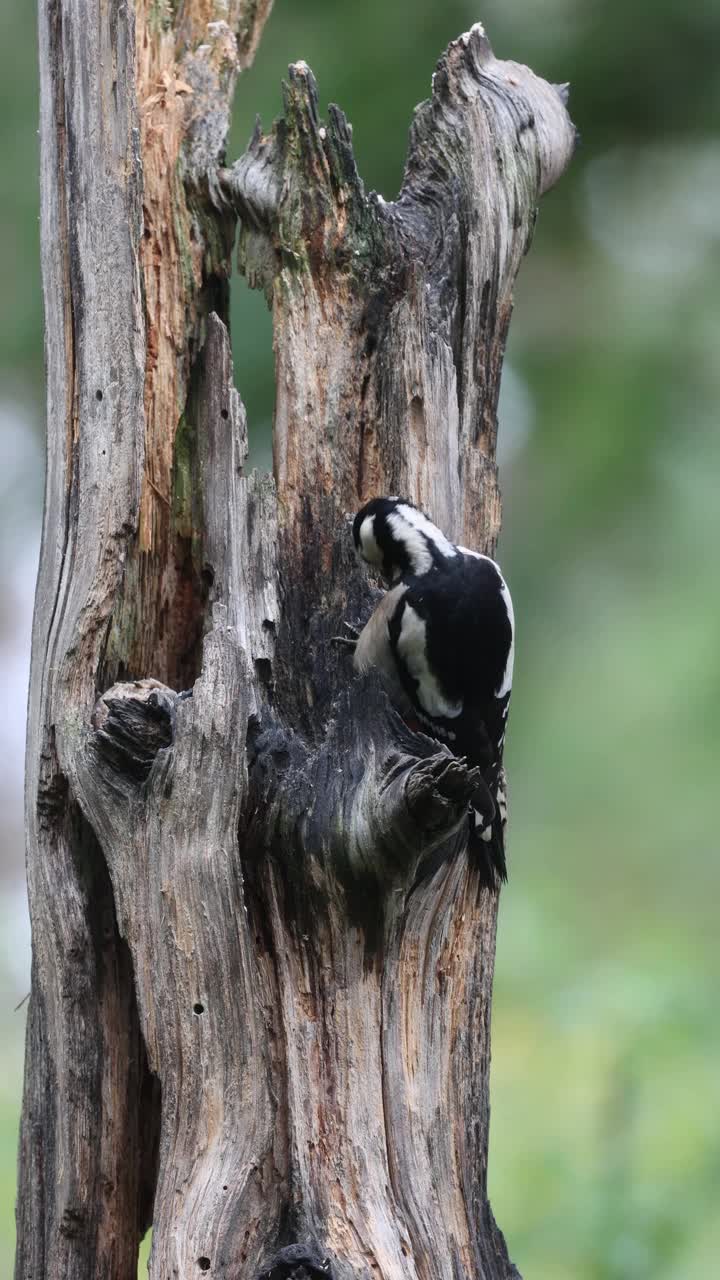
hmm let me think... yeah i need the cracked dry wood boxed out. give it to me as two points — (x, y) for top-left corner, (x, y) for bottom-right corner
(18, 10), (573, 1280)
(17, 4), (272, 1279)
(109, 0), (274, 689)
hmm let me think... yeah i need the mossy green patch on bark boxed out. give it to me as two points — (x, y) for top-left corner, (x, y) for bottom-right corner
(172, 413), (197, 540)
(173, 182), (198, 301)
(102, 556), (142, 685)
(148, 0), (175, 37)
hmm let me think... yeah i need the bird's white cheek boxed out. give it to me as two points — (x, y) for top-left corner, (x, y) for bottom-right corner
(359, 514), (382, 567)
(394, 504), (458, 559)
(386, 513), (434, 575)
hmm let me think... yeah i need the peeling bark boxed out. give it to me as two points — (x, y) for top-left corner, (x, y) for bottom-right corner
(19, 9), (573, 1279)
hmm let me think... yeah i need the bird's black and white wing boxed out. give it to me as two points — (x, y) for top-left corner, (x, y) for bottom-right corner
(353, 547), (514, 884)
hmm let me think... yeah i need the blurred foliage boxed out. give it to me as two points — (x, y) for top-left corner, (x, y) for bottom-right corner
(0, 2), (40, 404)
(2, 1), (719, 1277)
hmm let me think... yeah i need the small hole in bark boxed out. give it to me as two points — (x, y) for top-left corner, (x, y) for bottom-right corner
(409, 394), (425, 439)
(220, 408), (229, 420)
(262, 618), (276, 634)
(96, 389), (103, 401)
(201, 564), (215, 588)
(197, 1258), (211, 1271)
(193, 1002), (204, 1015)
(255, 658), (273, 688)
(222, 1184), (228, 1191)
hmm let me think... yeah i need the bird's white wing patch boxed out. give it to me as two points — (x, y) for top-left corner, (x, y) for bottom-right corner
(496, 579), (514, 697)
(396, 604), (463, 719)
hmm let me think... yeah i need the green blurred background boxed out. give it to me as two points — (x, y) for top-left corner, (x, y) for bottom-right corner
(1, 2), (719, 1276)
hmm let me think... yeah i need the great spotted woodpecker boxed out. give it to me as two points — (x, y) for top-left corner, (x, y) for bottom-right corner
(349, 496), (514, 885)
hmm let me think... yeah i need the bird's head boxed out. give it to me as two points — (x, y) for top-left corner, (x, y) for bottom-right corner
(352, 496), (457, 583)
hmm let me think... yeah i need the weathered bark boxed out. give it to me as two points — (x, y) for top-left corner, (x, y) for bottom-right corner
(18, 8), (573, 1279)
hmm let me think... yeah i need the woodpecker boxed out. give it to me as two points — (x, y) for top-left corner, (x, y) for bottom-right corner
(348, 496), (514, 884)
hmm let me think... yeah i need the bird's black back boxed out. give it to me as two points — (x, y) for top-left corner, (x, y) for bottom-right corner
(390, 552), (512, 764)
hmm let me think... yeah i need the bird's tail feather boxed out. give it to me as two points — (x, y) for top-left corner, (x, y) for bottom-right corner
(467, 808), (507, 889)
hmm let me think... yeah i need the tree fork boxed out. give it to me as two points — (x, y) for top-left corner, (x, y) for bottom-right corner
(18, 7), (573, 1279)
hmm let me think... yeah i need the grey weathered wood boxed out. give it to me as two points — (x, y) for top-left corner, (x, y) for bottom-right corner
(18, 9), (573, 1279)
(18, 3), (273, 1278)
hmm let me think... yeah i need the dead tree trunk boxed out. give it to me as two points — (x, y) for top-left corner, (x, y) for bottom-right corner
(18, 6), (573, 1278)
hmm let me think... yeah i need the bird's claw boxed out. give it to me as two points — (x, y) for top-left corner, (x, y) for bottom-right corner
(331, 619), (361, 650)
